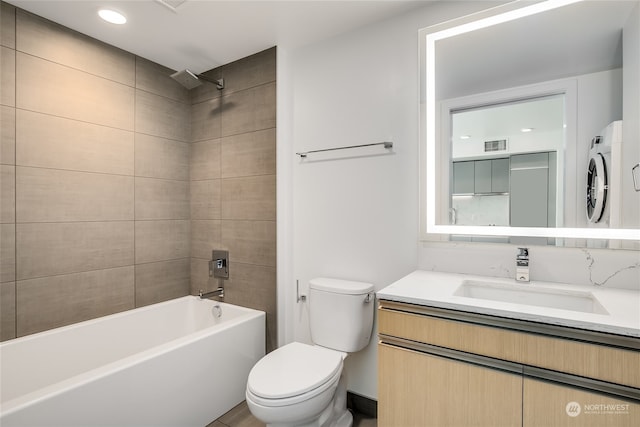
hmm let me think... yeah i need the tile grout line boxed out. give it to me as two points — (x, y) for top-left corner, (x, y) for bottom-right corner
(133, 55), (138, 309)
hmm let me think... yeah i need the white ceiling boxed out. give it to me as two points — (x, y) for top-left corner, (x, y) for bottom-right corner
(452, 94), (565, 144)
(6, 0), (433, 73)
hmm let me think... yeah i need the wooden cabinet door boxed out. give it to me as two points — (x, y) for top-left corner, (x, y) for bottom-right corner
(378, 343), (522, 427)
(523, 378), (640, 427)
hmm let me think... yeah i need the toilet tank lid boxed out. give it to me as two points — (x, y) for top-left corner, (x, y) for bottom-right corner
(309, 278), (374, 295)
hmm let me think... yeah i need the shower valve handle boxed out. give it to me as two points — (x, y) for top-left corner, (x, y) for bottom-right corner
(209, 250), (229, 279)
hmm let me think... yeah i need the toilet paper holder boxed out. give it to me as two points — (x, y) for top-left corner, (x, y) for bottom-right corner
(296, 280), (306, 303)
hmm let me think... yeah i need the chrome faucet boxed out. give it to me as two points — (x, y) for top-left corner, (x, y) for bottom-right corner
(199, 287), (224, 299)
(516, 247), (530, 283)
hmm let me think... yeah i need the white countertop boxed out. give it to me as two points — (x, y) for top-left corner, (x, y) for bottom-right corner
(377, 270), (640, 337)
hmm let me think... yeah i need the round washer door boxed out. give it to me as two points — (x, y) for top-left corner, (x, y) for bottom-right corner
(586, 153), (608, 223)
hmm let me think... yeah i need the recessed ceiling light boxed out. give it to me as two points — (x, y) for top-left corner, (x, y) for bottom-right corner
(460, 135), (471, 140)
(98, 9), (127, 25)
(521, 127), (534, 133)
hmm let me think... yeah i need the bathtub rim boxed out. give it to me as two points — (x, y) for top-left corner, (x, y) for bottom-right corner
(0, 296), (265, 417)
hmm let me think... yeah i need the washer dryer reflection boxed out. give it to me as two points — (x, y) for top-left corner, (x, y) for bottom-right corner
(586, 120), (622, 226)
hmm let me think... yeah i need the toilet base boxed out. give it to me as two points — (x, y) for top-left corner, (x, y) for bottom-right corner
(261, 375), (352, 427)
(332, 408), (353, 427)
(266, 405), (350, 427)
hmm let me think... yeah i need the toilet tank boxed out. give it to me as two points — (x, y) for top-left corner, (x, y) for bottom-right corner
(309, 278), (375, 353)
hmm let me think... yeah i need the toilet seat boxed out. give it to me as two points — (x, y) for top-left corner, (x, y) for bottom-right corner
(247, 342), (344, 407)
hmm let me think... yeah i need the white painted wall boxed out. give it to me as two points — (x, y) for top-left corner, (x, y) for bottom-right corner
(623, 2), (640, 235)
(288, 12), (420, 400)
(452, 130), (564, 160)
(276, 0), (640, 401)
(276, 46), (296, 347)
(279, 0), (507, 400)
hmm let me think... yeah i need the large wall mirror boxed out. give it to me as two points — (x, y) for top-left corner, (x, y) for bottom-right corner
(420, 0), (640, 247)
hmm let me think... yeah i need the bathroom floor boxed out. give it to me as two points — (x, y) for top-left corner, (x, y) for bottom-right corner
(207, 401), (377, 427)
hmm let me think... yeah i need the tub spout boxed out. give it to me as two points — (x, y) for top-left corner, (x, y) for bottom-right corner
(199, 288), (224, 299)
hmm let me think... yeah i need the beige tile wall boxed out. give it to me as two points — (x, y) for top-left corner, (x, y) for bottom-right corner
(16, 267), (135, 336)
(1, 105), (16, 165)
(15, 9), (135, 86)
(0, 3), (277, 344)
(1, 1), (16, 341)
(190, 47), (277, 352)
(0, 5), (192, 339)
(135, 258), (190, 307)
(16, 110), (134, 175)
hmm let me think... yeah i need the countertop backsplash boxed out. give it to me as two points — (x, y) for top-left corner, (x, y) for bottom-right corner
(419, 241), (640, 291)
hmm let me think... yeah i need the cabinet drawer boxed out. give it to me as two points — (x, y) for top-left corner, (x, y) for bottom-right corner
(524, 378), (640, 426)
(378, 307), (640, 388)
(378, 343), (522, 427)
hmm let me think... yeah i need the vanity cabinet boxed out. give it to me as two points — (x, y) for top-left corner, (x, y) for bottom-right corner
(377, 300), (640, 427)
(523, 378), (639, 427)
(379, 343), (522, 426)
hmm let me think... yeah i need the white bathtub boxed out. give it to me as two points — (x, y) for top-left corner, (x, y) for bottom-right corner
(0, 296), (265, 427)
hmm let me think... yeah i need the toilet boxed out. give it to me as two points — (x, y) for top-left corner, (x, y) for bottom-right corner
(245, 278), (375, 427)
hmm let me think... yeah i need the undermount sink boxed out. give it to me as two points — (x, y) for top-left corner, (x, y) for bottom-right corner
(453, 280), (609, 315)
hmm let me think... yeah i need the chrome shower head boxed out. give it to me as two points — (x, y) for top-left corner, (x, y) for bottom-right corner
(170, 69), (202, 90)
(170, 69), (224, 90)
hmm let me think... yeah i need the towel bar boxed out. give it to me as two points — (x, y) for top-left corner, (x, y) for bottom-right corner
(296, 141), (393, 158)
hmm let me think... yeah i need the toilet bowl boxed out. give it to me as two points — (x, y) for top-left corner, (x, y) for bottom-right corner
(245, 278), (375, 427)
(245, 342), (346, 426)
